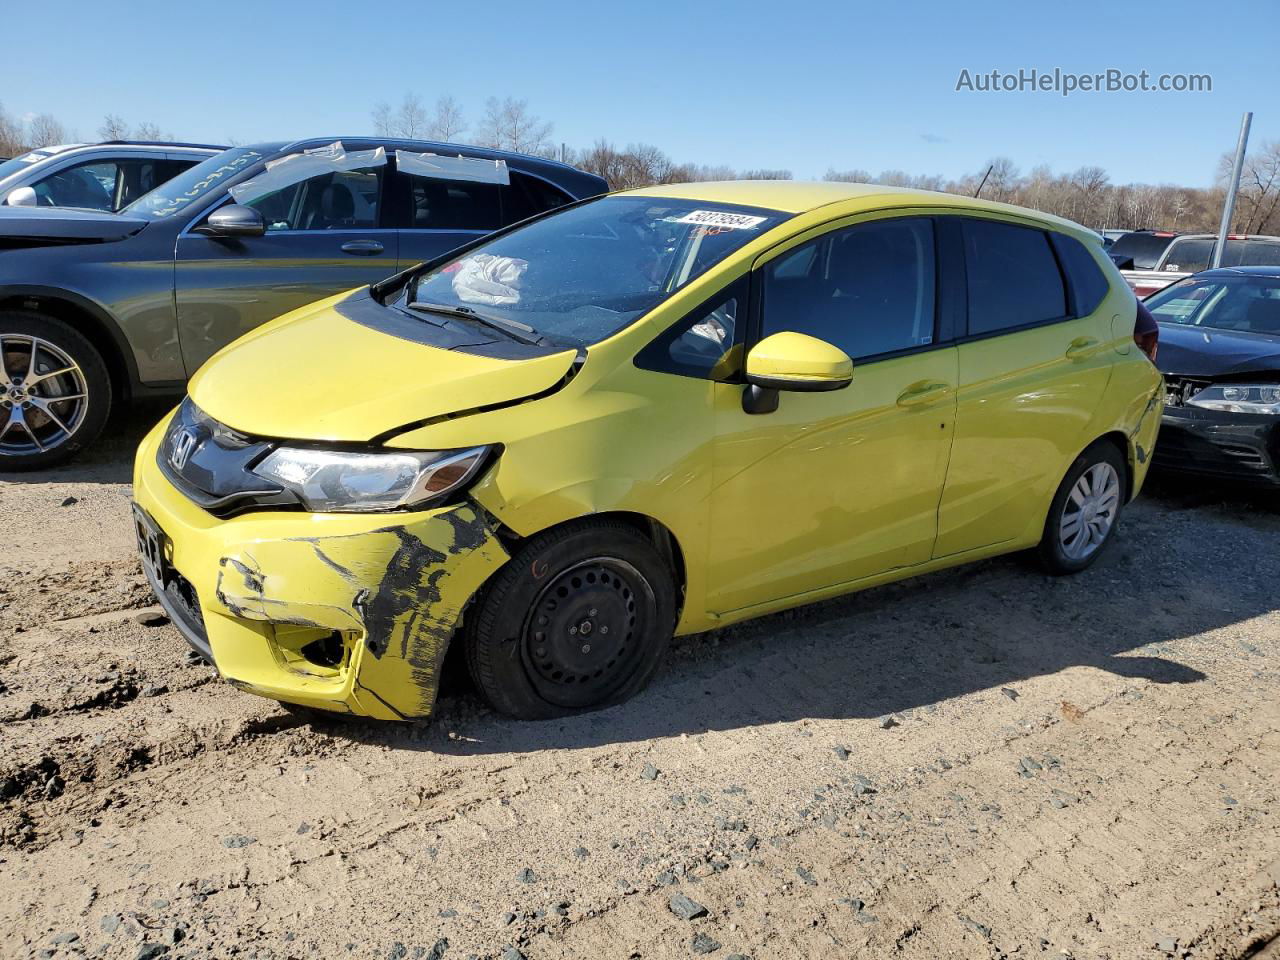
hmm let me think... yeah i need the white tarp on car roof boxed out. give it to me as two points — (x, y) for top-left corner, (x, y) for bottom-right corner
(228, 141), (386, 205)
(396, 150), (510, 185)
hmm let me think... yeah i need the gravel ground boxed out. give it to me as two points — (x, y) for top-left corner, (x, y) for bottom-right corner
(1, 405), (1278, 960)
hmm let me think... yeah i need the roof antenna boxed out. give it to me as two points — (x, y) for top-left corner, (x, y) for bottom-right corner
(972, 164), (993, 199)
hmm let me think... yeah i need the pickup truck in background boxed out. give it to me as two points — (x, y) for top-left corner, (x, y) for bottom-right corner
(1115, 232), (1280, 297)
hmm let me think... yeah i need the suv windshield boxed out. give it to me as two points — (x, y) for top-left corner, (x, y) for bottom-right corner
(1147, 276), (1280, 334)
(123, 147), (265, 220)
(406, 196), (788, 347)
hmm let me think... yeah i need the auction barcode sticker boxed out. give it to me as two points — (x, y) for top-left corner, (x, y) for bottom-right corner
(672, 210), (767, 230)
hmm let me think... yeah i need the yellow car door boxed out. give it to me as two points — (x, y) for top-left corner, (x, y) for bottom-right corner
(933, 216), (1116, 557)
(706, 215), (959, 615)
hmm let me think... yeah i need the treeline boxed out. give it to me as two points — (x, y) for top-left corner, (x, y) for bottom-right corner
(0, 102), (176, 155)
(6, 95), (1279, 237)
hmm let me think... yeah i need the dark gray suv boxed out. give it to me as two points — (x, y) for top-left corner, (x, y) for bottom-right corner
(0, 137), (607, 468)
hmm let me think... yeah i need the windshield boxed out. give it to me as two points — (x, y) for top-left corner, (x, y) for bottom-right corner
(1147, 276), (1280, 334)
(0, 146), (80, 186)
(1109, 232), (1176, 270)
(406, 196), (788, 347)
(122, 147), (265, 220)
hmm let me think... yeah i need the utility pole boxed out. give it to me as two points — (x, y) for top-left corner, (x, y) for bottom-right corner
(1212, 111), (1253, 269)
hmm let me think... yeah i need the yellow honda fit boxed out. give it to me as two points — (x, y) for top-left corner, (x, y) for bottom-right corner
(133, 181), (1162, 721)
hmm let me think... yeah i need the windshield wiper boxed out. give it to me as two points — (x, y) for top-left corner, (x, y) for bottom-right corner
(407, 301), (543, 346)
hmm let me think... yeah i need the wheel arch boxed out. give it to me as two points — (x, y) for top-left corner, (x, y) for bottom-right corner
(1091, 430), (1136, 502)
(0, 287), (138, 402)
(484, 507), (688, 615)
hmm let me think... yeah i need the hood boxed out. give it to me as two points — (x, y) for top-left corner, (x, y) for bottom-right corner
(0, 206), (147, 245)
(1157, 322), (1280, 379)
(188, 293), (578, 442)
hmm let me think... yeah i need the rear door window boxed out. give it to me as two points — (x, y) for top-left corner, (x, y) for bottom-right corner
(1222, 239), (1280, 268)
(962, 219), (1067, 335)
(407, 178), (501, 230)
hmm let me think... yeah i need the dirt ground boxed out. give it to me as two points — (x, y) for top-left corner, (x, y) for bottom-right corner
(1, 405), (1278, 960)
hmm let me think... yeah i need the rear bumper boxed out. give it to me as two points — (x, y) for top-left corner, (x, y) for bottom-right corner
(1154, 407), (1280, 485)
(131, 415), (511, 720)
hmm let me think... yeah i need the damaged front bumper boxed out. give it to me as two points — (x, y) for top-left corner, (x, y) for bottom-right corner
(1155, 406), (1280, 485)
(132, 420), (511, 720)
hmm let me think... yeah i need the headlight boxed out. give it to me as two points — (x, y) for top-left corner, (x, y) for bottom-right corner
(251, 446), (494, 513)
(1186, 384), (1280, 415)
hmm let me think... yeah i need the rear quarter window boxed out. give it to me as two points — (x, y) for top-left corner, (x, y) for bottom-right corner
(1050, 232), (1111, 316)
(502, 172), (572, 226)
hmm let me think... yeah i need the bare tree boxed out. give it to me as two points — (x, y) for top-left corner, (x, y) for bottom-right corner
(477, 97), (553, 156)
(823, 168), (874, 183)
(98, 114), (130, 140)
(0, 102), (25, 156)
(395, 94), (429, 139)
(27, 114), (67, 148)
(427, 95), (466, 143)
(133, 121), (174, 141)
(371, 100), (394, 137)
(738, 168), (792, 180)
(370, 93), (441, 140)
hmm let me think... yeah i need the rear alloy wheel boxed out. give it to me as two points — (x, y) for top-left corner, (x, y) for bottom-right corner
(1038, 442), (1126, 574)
(0, 312), (111, 470)
(465, 520), (677, 719)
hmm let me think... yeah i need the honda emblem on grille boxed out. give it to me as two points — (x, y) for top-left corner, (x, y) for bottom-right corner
(170, 429), (197, 470)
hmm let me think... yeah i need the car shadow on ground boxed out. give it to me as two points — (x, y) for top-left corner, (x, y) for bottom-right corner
(321, 472), (1280, 756)
(0, 400), (172, 485)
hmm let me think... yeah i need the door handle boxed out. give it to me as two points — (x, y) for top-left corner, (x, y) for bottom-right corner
(896, 381), (952, 408)
(1065, 336), (1100, 361)
(340, 239), (384, 256)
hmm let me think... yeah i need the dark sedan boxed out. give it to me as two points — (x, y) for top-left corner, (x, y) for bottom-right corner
(0, 138), (607, 468)
(1149, 266), (1280, 484)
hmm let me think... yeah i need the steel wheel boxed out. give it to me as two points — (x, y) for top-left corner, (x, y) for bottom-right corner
(520, 557), (657, 710)
(0, 333), (90, 457)
(1058, 461), (1121, 560)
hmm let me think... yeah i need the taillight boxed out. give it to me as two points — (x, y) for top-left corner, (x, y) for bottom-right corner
(1135, 328), (1158, 362)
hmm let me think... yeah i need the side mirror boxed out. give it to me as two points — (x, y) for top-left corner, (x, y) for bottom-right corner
(5, 186), (37, 207)
(742, 332), (853, 414)
(195, 203), (265, 238)
(746, 332), (853, 391)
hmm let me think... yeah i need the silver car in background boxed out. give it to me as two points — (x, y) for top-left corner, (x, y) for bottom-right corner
(0, 141), (223, 213)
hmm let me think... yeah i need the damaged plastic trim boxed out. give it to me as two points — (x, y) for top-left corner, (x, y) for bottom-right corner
(395, 150), (510, 185)
(228, 141), (387, 205)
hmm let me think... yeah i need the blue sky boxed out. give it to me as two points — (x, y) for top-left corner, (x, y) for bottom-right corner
(3, 0), (1274, 187)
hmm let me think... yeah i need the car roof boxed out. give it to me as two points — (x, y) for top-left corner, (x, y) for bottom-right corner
(241, 137), (607, 192)
(1195, 265), (1280, 279)
(96, 140), (227, 151)
(1166, 233), (1280, 242)
(620, 179), (1092, 234)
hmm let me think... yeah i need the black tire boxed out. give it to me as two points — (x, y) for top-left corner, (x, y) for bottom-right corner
(0, 311), (112, 471)
(1038, 440), (1127, 575)
(464, 520), (677, 720)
